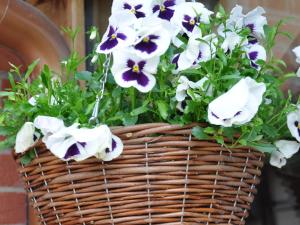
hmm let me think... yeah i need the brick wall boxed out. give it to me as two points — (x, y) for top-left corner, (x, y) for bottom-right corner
(0, 76), (27, 225)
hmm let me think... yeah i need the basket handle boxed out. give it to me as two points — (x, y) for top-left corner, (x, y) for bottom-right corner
(89, 54), (111, 125)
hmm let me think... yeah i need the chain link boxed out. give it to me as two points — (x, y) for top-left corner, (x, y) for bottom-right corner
(89, 54), (111, 125)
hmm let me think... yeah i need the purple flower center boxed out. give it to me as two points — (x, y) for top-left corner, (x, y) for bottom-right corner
(64, 142), (86, 159)
(124, 3), (145, 18)
(122, 60), (150, 87)
(135, 35), (159, 54)
(182, 15), (199, 32)
(100, 26), (127, 51)
(248, 35), (258, 45)
(246, 23), (255, 33)
(249, 51), (258, 61)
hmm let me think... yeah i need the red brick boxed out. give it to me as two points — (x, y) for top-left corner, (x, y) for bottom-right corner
(0, 154), (23, 187)
(1, 77), (10, 90)
(0, 193), (26, 224)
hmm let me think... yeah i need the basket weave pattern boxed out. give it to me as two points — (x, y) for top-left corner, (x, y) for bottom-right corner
(16, 124), (264, 225)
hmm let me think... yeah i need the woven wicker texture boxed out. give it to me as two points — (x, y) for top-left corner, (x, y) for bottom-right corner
(16, 123), (264, 225)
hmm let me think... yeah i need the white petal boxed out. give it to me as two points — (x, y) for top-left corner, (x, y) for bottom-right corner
(270, 150), (287, 168)
(297, 67), (300, 77)
(275, 140), (300, 159)
(292, 46), (300, 64)
(15, 122), (36, 153)
(208, 77), (266, 127)
(221, 32), (244, 52)
(176, 83), (189, 102)
(287, 109), (300, 142)
(98, 135), (124, 161)
(28, 95), (39, 106)
(34, 116), (65, 136)
(246, 44), (267, 69)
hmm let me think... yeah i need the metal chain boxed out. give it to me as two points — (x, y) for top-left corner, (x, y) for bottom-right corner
(89, 54), (111, 125)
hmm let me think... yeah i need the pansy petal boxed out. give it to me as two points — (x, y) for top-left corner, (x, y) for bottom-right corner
(34, 116), (65, 136)
(292, 46), (300, 64)
(270, 150), (287, 168)
(15, 122), (36, 153)
(275, 140), (300, 159)
(98, 135), (124, 161)
(246, 44), (266, 69)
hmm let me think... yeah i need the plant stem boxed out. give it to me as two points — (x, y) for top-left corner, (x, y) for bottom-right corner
(130, 88), (136, 110)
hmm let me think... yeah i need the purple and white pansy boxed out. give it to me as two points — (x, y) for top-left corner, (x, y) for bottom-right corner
(287, 108), (300, 142)
(292, 46), (300, 77)
(43, 124), (112, 161)
(172, 32), (216, 72)
(151, 0), (185, 21)
(96, 135), (124, 161)
(96, 23), (136, 54)
(208, 77), (266, 127)
(133, 18), (172, 59)
(111, 0), (152, 19)
(245, 44), (266, 70)
(270, 140), (300, 168)
(112, 50), (159, 93)
(172, 2), (213, 36)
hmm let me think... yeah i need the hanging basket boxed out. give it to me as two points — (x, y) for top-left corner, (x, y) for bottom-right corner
(15, 123), (264, 225)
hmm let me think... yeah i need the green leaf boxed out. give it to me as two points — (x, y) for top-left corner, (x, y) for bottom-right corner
(204, 127), (215, 134)
(248, 142), (277, 154)
(192, 126), (209, 139)
(156, 100), (169, 120)
(122, 115), (138, 126)
(24, 59), (40, 80)
(75, 71), (92, 81)
(20, 153), (32, 165)
(131, 105), (148, 116)
(0, 91), (15, 97)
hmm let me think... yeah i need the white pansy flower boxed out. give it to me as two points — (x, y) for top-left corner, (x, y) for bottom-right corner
(45, 124), (112, 161)
(244, 6), (267, 38)
(287, 108), (300, 142)
(208, 77), (266, 127)
(112, 0), (152, 19)
(151, 0), (185, 21)
(112, 49), (159, 93)
(172, 2), (213, 36)
(172, 31), (217, 72)
(132, 17), (172, 59)
(245, 44), (266, 70)
(270, 140), (300, 168)
(97, 135), (124, 161)
(292, 46), (300, 77)
(96, 15), (136, 54)
(15, 122), (39, 153)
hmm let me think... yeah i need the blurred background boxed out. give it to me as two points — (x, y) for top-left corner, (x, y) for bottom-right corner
(0, 0), (300, 224)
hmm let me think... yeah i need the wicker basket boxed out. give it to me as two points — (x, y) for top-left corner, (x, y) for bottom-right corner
(15, 123), (264, 225)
